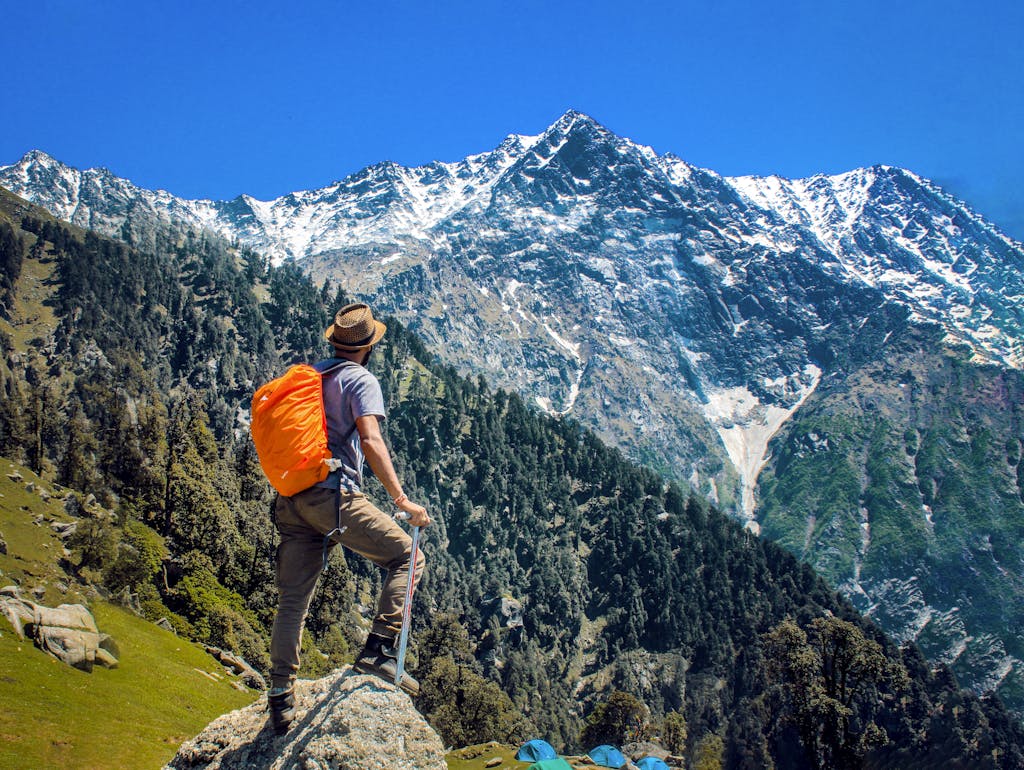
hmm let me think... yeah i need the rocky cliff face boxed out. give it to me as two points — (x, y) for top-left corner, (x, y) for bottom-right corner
(3, 114), (1019, 515)
(164, 668), (448, 770)
(3, 111), (1023, 708)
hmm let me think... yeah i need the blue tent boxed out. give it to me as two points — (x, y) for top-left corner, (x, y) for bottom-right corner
(588, 744), (627, 768)
(516, 739), (557, 762)
(636, 758), (671, 770)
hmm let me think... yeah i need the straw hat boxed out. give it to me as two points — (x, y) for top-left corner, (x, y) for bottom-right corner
(324, 303), (387, 351)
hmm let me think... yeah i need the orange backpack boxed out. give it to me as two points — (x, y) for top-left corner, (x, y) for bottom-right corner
(250, 362), (349, 497)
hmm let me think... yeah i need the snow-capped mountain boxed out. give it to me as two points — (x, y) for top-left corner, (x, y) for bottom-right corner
(5, 115), (1020, 511)
(3, 111), (1024, 709)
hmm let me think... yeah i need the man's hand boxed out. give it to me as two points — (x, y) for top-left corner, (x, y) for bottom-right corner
(396, 497), (431, 528)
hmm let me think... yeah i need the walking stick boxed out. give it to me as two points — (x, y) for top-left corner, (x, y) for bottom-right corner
(394, 513), (421, 690)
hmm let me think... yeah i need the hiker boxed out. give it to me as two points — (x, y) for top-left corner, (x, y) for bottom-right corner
(267, 302), (430, 734)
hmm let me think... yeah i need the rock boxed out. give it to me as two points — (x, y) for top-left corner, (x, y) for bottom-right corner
(485, 758), (503, 768)
(0, 595), (119, 671)
(204, 645), (267, 690)
(500, 597), (524, 629)
(30, 585), (46, 600)
(83, 493), (96, 508)
(0, 532), (6, 555)
(624, 742), (669, 761)
(156, 617), (176, 634)
(7, 471), (23, 482)
(164, 668), (447, 770)
(0, 595), (32, 637)
(64, 495), (83, 518)
(38, 488), (50, 502)
(24, 481), (35, 493)
(51, 521), (77, 538)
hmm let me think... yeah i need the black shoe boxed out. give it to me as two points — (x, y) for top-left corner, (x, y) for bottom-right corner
(268, 687), (296, 735)
(353, 633), (420, 696)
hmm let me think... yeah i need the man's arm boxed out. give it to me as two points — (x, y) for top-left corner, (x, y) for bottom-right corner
(356, 414), (430, 527)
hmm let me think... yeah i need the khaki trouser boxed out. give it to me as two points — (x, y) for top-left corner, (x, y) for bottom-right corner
(269, 487), (426, 689)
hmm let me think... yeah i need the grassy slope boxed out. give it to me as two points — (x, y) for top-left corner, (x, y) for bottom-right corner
(0, 461), (257, 769)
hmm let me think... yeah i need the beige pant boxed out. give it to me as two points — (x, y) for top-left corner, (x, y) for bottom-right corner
(269, 487), (426, 689)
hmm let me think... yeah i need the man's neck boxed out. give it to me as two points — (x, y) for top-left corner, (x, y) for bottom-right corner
(334, 350), (367, 366)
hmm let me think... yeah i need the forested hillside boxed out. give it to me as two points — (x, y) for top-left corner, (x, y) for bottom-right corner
(1, 186), (1022, 768)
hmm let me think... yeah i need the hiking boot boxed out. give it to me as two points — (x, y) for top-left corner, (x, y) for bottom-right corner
(353, 632), (420, 696)
(268, 687), (296, 735)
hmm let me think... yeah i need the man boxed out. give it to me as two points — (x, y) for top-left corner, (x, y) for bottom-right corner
(268, 302), (430, 735)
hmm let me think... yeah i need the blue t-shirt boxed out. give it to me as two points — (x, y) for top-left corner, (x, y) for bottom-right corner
(313, 358), (386, 493)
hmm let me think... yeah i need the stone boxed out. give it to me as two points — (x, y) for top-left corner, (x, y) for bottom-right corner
(0, 532), (6, 555)
(24, 481), (35, 493)
(156, 617), (176, 634)
(624, 741), (670, 761)
(485, 758), (503, 768)
(51, 521), (77, 538)
(0, 596), (32, 637)
(0, 595), (119, 671)
(164, 668), (447, 770)
(205, 645), (267, 690)
(6, 471), (23, 482)
(64, 495), (83, 518)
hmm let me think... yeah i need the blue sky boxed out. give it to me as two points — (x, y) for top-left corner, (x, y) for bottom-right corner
(5, 0), (1023, 238)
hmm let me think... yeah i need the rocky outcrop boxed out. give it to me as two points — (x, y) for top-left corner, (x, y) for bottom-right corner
(164, 667), (447, 770)
(0, 588), (119, 671)
(204, 645), (266, 690)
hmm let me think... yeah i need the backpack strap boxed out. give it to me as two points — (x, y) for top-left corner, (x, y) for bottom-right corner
(316, 358), (360, 572)
(317, 359), (361, 458)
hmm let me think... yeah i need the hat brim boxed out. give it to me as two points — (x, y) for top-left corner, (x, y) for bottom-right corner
(324, 319), (387, 351)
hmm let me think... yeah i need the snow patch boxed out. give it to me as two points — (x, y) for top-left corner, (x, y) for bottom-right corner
(703, 364), (822, 520)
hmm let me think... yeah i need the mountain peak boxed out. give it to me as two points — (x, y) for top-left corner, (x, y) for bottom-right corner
(18, 149), (62, 167)
(546, 109), (604, 136)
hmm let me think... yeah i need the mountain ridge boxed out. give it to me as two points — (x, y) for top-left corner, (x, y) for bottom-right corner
(2, 111), (1023, 713)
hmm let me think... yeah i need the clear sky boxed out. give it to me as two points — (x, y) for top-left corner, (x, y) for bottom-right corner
(4, 0), (1023, 238)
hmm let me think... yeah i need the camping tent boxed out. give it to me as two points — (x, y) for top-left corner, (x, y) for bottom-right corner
(588, 744), (627, 768)
(516, 739), (557, 762)
(528, 760), (573, 770)
(636, 758), (671, 770)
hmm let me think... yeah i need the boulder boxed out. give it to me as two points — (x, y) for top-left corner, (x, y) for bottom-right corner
(204, 645), (267, 690)
(164, 668), (447, 770)
(51, 521), (77, 538)
(7, 471), (23, 482)
(0, 595), (119, 671)
(624, 741), (671, 760)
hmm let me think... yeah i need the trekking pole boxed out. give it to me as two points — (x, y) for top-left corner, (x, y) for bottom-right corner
(393, 512), (422, 690)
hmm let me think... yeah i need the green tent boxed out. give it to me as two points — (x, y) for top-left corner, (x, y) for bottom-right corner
(528, 760), (574, 770)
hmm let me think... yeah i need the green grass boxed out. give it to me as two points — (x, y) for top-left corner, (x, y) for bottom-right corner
(0, 460), (258, 769)
(0, 460), (80, 605)
(445, 742), (530, 769)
